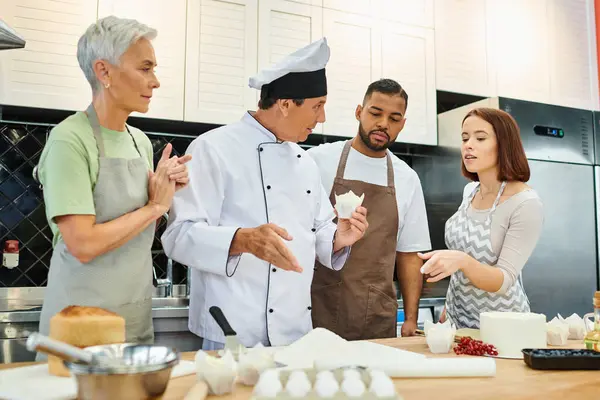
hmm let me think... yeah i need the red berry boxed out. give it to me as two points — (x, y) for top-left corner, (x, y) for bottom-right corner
(453, 338), (497, 357)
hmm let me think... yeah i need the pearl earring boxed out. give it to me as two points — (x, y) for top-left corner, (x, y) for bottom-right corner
(104, 83), (110, 89)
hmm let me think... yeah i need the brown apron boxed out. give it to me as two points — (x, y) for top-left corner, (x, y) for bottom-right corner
(311, 140), (399, 340)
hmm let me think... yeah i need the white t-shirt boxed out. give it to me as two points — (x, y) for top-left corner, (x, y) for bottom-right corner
(307, 140), (432, 253)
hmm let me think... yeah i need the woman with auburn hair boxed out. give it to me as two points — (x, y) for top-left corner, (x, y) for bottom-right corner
(419, 107), (544, 329)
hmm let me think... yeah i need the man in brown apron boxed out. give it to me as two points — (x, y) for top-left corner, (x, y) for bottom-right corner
(309, 79), (431, 340)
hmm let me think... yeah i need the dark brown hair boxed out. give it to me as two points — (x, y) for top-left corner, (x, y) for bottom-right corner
(461, 107), (530, 182)
(258, 87), (305, 109)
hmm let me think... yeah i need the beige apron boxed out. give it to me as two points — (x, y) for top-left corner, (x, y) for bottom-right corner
(311, 140), (399, 340)
(37, 104), (155, 357)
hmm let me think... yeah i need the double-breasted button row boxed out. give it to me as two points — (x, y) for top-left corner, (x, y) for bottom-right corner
(263, 185), (313, 194)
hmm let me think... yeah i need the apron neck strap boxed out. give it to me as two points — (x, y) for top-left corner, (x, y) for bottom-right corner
(465, 180), (507, 205)
(385, 152), (394, 188)
(490, 181), (508, 212)
(84, 104), (141, 158)
(466, 181), (507, 216)
(335, 140), (353, 179)
(85, 104), (106, 158)
(467, 183), (480, 202)
(336, 140), (395, 188)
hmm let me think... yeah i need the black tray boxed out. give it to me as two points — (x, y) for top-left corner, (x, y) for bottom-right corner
(522, 348), (600, 370)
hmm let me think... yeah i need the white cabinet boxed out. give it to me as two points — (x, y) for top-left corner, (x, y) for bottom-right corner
(488, 0), (598, 110)
(2, 0), (597, 123)
(380, 23), (436, 145)
(435, 0), (598, 111)
(323, 0), (373, 16)
(433, 0), (496, 97)
(97, 0), (186, 120)
(489, 0), (552, 105)
(258, 0), (323, 76)
(184, 0), (258, 124)
(548, 0), (599, 110)
(0, 0), (97, 111)
(322, 9), (379, 137)
(258, 0), (323, 132)
(287, 0), (323, 5)
(374, 0), (434, 28)
(322, 9), (437, 145)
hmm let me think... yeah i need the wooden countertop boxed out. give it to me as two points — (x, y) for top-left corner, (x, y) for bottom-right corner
(2, 337), (599, 399)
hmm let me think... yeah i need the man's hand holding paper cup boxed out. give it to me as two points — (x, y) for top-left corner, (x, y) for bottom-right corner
(332, 190), (369, 251)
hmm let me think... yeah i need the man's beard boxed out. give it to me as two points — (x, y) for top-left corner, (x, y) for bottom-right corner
(358, 122), (391, 151)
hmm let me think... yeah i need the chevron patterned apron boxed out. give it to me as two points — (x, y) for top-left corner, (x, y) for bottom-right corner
(444, 182), (530, 329)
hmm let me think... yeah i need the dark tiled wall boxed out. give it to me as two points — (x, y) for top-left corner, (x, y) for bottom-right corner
(0, 121), (195, 287)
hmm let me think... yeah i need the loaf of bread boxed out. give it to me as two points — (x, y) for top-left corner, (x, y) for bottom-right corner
(48, 305), (126, 377)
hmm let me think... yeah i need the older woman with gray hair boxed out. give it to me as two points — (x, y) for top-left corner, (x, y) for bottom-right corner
(36, 15), (190, 352)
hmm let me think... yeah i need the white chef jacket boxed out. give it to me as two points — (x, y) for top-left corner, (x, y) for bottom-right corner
(161, 112), (350, 347)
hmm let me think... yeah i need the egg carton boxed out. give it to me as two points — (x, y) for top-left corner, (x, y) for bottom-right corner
(251, 367), (404, 400)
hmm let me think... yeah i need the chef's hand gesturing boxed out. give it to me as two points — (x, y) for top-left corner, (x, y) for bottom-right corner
(230, 224), (303, 273)
(333, 206), (368, 252)
(418, 250), (469, 282)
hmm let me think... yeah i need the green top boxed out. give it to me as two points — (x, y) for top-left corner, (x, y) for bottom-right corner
(37, 111), (154, 247)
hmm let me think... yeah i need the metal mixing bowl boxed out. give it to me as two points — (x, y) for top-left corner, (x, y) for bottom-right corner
(64, 343), (180, 400)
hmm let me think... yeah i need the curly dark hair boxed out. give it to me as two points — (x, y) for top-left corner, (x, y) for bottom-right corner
(363, 78), (408, 108)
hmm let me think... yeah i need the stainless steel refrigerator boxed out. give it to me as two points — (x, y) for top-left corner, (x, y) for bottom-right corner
(413, 97), (598, 318)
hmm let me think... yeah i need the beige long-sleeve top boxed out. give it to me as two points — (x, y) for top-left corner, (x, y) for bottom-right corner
(462, 182), (544, 294)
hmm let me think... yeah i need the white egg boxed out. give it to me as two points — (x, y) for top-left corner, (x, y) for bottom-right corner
(237, 348), (276, 386)
(254, 369), (283, 398)
(314, 377), (339, 398)
(288, 370), (309, 383)
(316, 370), (336, 382)
(285, 376), (312, 398)
(261, 369), (280, 380)
(341, 377), (366, 398)
(369, 369), (387, 380)
(343, 368), (362, 381)
(253, 378), (283, 398)
(369, 375), (396, 398)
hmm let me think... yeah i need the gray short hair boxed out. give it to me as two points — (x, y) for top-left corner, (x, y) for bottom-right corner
(77, 16), (157, 93)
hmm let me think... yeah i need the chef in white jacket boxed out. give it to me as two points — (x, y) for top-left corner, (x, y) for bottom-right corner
(161, 38), (369, 350)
